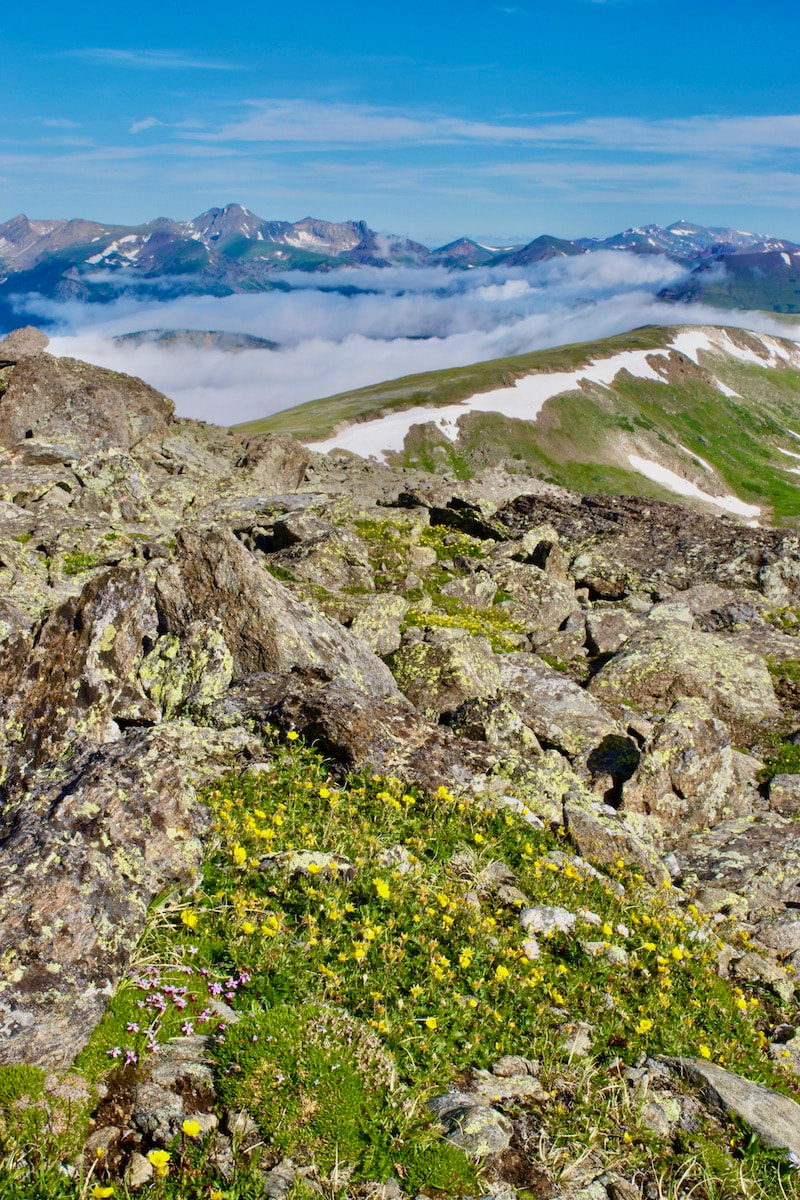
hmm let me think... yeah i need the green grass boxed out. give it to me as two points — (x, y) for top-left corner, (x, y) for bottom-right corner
(234, 324), (800, 525)
(233, 326), (673, 442)
(62, 551), (102, 577)
(3, 729), (799, 1197)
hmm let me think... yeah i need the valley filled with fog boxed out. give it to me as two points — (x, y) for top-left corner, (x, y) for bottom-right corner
(28, 251), (800, 426)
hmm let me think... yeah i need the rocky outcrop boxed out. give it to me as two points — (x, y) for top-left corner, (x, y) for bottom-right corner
(234, 433), (309, 492)
(495, 490), (800, 605)
(587, 613), (780, 725)
(5, 332), (800, 1200)
(0, 325), (50, 363)
(497, 653), (628, 764)
(0, 354), (173, 452)
(665, 1057), (800, 1155)
(389, 629), (501, 721)
(0, 723), (257, 1068)
(622, 697), (748, 835)
(0, 562), (160, 789)
(154, 526), (396, 694)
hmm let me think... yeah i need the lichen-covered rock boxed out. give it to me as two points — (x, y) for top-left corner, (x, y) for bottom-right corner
(495, 490), (800, 604)
(0, 354), (173, 452)
(563, 796), (668, 884)
(234, 432), (309, 492)
(272, 524), (375, 591)
(498, 653), (628, 764)
(349, 594), (409, 655)
(0, 723), (258, 1069)
(622, 698), (748, 835)
(389, 630), (501, 720)
(138, 618), (233, 719)
(449, 695), (542, 753)
(587, 616), (780, 725)
(428, 1091), (513, 1156)
(154, 526), (396, 695)
(0, 563), (159, 789)
(467, 1069), (548, 1103)
(585, 607), (643, 656)
(0, 325), (49, 362)
(440, 572), (498, 609)
(484, 559), (576, 647)
(674, 813), (800, 929)
(666, 1057), (800, 1155)
(207, 669), (508, 799)
(769, 774), (800, 816)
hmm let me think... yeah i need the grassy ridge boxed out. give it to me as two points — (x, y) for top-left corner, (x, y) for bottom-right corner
(234, 323), (800, 524)
(234, 326), (673, 442)
(404, 358), (800, 523)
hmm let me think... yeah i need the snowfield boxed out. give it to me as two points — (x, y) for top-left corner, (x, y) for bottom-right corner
(305, 326), (800, 520)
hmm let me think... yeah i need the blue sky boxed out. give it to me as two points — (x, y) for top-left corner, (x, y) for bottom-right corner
(3, 0), (800, 243)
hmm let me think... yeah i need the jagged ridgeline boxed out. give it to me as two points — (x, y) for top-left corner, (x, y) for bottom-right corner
(4, 324), (800, 1198)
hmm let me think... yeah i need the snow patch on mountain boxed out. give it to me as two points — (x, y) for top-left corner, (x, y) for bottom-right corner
(307, 347), (670, 460)
(627, 455), (761, 519)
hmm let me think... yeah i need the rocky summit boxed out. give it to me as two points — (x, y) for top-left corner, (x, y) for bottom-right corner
(3, 328), (800, 1198)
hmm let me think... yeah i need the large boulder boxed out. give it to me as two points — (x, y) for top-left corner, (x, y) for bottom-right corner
(498, 653), (627, 763)
(563, 796), (668, 884)
(270, 524), (375, 591)
(674, 813), (800, 924)
(0, 723), (257, 1069)
(0, 355), (173, 451)
(234, 432), (309, 492)
(622, 697), (749, 836)
(207, 670), (503, 799)
(389, 629), (501, 721)
(0, 325), (49, 362)
(587, 615), (780, 726)
(0, 563), (160, 790)
(484, 559), (576, 647)
(666, 1058), (800, 1156)
(154, 526), (396, 694)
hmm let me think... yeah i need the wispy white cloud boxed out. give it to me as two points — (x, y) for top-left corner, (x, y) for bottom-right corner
(67, 48), (243, 71)
(130, 117), (162, 135)
(184, 98), (800, 161)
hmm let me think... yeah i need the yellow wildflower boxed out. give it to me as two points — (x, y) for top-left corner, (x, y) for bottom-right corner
(182, 1118), (202, 1138)
(374, 878), (391, 900)
(147, 1149), (171, 1177)
(635, 1018), (653, 1035)
(424, 1017), (438, 1030)
(181, 909), (198, 929)
(286, 731), (299, 741)
(699, 1044), (712, 1059)
(92, 1188), (115, 1199)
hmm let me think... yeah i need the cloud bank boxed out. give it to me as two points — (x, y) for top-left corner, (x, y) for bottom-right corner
(22, 252), (799, 427)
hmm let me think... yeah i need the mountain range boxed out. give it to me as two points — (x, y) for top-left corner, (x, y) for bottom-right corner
(2, 205), (800, 319)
